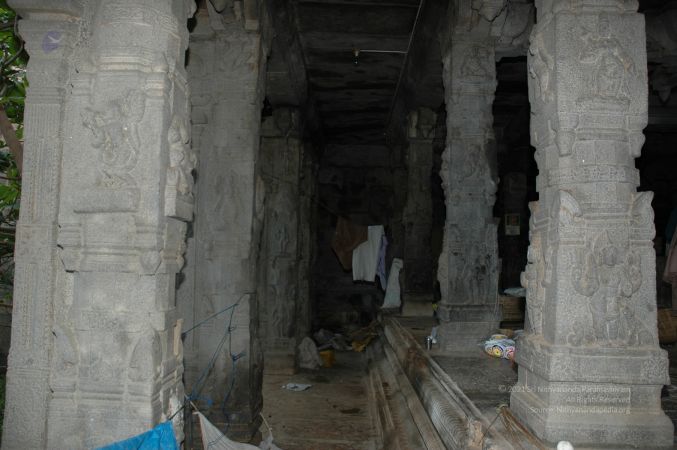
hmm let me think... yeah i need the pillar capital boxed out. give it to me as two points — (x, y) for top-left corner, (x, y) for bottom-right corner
(7, 0), (83, 18)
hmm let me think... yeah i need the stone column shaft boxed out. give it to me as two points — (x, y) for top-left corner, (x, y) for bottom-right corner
(511, 1), (673, 447)
(403, 108), (436, 304)
(5, 1), (195, 448)
(437, 28), (500, 350)
(258, 108), (302, 373)
(180, 8), (267, 439)
(297, 142), (318, 341)
(1, 4), (82, 448)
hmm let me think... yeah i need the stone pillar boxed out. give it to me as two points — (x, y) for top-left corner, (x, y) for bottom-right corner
(511, 1), (673, 447)
(402, 108), (436, 307)
(436, 15), (500, 351)
(297, 141), (318, 340)
(3, 1), (195, 448)
(179, 6), (267, 440)
(1, 3), (82, 448)
(258, 108), (302, 374)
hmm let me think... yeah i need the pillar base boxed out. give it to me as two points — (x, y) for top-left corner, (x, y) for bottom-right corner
(401, 293), (434, 317)
(511, 388), (673, 449)
(511, 335), (673, 449)
(436, 304), (499, 352)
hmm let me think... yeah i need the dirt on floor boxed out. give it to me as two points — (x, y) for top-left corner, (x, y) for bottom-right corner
(261, 351), (378, 450)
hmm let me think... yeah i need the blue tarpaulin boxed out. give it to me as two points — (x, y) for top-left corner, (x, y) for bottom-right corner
(95, 421), (178, 450)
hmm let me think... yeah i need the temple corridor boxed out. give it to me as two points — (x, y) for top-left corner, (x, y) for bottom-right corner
(2, 0), (677, 449)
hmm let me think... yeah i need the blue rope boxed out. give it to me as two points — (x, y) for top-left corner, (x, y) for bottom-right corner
(182, 293), (252, 446)
(181, 303), (239, 338)
(188, 309), (235, 401)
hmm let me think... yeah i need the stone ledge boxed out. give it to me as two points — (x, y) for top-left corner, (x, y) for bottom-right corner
(382, 317), (516, 449)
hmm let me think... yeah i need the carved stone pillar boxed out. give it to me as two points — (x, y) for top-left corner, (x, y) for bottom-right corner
(511, 1), (673, 447)
(436, 10), (500, 351)
(3, 1), (195, 448)
(258, 108), (302, 374)
(180, 6), (267, 440)
(403, 108), (436, 305)
(297, 141), (318, 342)
(1, 3), (82, 448)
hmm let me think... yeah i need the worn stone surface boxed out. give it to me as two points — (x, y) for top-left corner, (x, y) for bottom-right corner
(177, 5), (268, 440)
(3, 1), (194, 448)
(436, 3), (501, 352)
(261, 351), (378, 450)
(1, 4), (80, 448)
(257, 107), (316, 373)
(403, 108), (436, 304)
(511, 1), (673, 447)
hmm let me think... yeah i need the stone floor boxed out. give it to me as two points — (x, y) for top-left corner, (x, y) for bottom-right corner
(433, 354), (517, 415)
(261, 351), (378, 450)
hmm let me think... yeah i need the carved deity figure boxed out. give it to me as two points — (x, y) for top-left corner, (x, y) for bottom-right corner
(528, 31), (554, 104)
(167, 115), (195, 196)
(579, 15), (635, 105)
(522, 232), (544, 335)
(461, 46), (491, 78)
(83, 90), (145, 189)
(572, 232), (647, 345)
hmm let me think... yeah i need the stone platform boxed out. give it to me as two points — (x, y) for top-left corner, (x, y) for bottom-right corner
(385, 316), (546, 449)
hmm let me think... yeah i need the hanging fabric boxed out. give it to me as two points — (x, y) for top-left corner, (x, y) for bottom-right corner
(331, 216), (368, 270)
(352, 225), (385, 283)
(95, 422), (178, 450)
(382, 258), (403, 309)
(195, 412), (283, 450)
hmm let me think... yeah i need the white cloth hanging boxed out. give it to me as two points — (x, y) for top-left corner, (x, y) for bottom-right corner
(382, 258), (403, 309)
(352, 225), (385, 282)
(196, 412), (259, 450)
(195, 412), (283, 450)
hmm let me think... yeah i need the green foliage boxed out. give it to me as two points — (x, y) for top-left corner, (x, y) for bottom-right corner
(0, 0), (26, 128)
(0, 1), (24, 302)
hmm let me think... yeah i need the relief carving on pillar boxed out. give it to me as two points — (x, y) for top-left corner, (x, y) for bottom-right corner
(577, 14), (636, 111)
(471, 0), (507, 22)
(128, 331), (161, 382)
(217, 27), (258, 80)
(570, 231), (655, 347)
(81, 89), (145, 212)
(631, 191), (655, 240)
(522, 234), (544, 334)
(522, 202), (545, 334)
(445, 227), (498, 306)
(407, 108), (437, 140)
(528, 30), (554, 108)
(165, 113), (196, 220)
(52, 324), (79, 382)
(460, 45), (493, 78)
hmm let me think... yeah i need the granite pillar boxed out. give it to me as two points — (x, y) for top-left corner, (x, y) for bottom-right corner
(511, 1), (673, 447)
(258, 108), (302, 374)
(178, 5), (267, 440)
(3, 1), (195, 448)
(1, 3), (82, 448)
(437, 8), (500, 351)
(403, 108), (436, 306)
